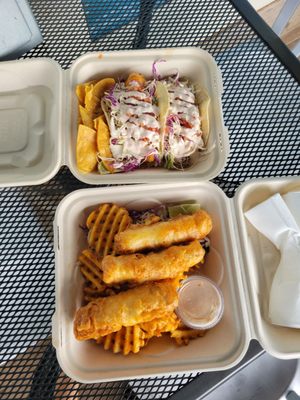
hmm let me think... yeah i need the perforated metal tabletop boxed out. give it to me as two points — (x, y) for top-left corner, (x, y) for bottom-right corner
(0, 0), (299, 399)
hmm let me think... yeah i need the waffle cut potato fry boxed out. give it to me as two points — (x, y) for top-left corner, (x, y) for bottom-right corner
(140, 312), (180, 338)
(97, 312), (179, 355)
(170, 323), (206, 346)
(78, 249), (103, 288)
(78, 249), (121, 302)
(87, 203), (132, 256)
(82, 283), (118, 303)
(97, 325), (148, 355)
(79, 204), (131, 300)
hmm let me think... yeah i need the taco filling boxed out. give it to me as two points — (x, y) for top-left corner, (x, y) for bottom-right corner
(163, 78), (204, 169)
(76, 65), (210, 174)
(101, 73), (161, 172)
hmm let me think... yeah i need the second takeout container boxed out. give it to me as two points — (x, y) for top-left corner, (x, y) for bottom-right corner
(53, 175), (300, 383)
(0, 47), (229, 187)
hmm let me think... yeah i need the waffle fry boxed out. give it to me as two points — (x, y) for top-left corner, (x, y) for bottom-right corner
(79, 249), (103, 287)
(140, 312), (179, 338)
(170, 323), (206, 346)
(87, 203), (131, 256)
(83, 283), (118, 303)
(79, 249), (138, 302)
(79, 204), (131, 298)
(97, 325), (148, 355)
(78, 249), (118, 301)
(97, 313), (179, 355)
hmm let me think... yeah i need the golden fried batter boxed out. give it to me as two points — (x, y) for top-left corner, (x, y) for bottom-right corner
(114, 209), (212, 253)
(102, 240), (205, 284)
(74, 280), (178, 340)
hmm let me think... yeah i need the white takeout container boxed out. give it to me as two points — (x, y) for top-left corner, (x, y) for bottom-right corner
(53, 175), (300, 383)
(0, 47), (229, 187)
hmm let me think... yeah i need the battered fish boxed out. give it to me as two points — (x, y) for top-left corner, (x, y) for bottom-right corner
(114, 209), (212, 254)
(74, 280), (178, 340)
(102, 240), (205, 284)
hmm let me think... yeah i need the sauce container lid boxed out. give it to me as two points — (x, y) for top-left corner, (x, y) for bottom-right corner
(177, 276), (224, 330)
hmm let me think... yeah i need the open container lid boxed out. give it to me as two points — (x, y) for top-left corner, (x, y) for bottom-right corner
(0, 47), (229, 187)
(0, 58), (63, 187)
(234, 175), (300, 359)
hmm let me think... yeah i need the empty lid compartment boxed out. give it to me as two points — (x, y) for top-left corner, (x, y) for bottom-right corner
(0, 58), (63, 187)
(67, 47), (229, 185)
(235, 176), (300, 359)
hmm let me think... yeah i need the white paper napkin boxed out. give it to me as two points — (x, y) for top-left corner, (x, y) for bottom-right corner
(245, 192), (300, 328)
(283, 192), (300, 227)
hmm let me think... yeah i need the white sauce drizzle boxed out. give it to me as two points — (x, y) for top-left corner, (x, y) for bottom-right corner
(165, 80), (203, 158)
(105, 78), (203, 165)
(108, 83), (160, 161)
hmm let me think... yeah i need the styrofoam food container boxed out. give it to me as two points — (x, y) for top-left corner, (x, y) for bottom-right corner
(52, 176), (300, 383)
(0, 47), (229, 187)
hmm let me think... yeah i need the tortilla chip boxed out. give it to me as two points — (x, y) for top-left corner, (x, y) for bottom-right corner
(93, 78), (115, 99)
(85, 78), (115, 117)
(76, 124), (98, 173)
(76, 84), (86, 106)
(84, 83), (96, 114)
(94, 116), (114, 173)
(79, 105), (94, 129)
(76, 80), (97, 105)
(84, 82), (94, 96)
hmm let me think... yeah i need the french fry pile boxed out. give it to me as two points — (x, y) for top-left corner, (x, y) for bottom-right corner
(77, 203), (206, 355)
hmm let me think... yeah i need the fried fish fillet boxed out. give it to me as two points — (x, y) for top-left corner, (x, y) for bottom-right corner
(114, 209), (212, 254)
(74, 280), (178, 340)
(102, 240), (205, 284)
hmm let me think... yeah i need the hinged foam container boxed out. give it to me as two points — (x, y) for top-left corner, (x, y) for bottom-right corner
(53, 175), (300, 383)
(0, 47), (229, 187)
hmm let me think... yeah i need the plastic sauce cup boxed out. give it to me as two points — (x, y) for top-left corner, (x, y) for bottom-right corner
(177, 276), (224, 330)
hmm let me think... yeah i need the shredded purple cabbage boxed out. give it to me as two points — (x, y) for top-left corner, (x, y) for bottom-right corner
(129, 205), (168, 224)
(111, 138), (125, 146)
(153, 153), (161, 166)
(166, 114), (180, 126)
(166, 114), (179, 145)
(103, 84), (118, 106)
(152, 59), (166, 80)
(121, 159), (141, 172)
(148, 81), (156, 97)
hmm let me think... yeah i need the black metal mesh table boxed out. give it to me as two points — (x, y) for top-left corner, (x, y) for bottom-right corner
(0, 0), (299, 399)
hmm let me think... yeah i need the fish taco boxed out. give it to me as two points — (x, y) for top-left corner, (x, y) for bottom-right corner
(76, 63), (210, 174)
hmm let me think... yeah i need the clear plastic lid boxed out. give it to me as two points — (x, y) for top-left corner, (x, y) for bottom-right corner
(177, 275), (224, 330)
